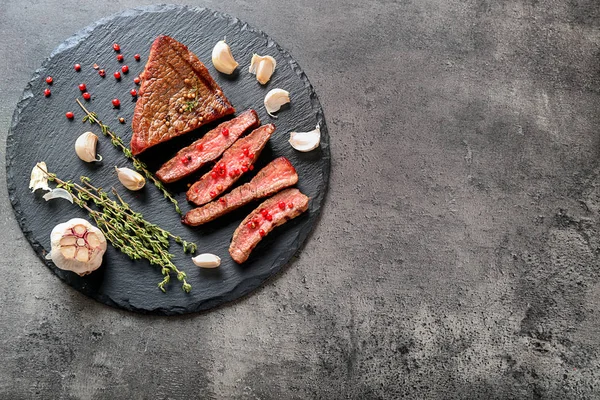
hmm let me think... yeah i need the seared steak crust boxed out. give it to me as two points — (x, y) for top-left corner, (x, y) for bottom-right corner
(156, 110), (260, 183)
(186, 124), (275, 206)
(131, 35), (235, 155)
(229, 188), (309, 263)
(182, 157), (298, 226)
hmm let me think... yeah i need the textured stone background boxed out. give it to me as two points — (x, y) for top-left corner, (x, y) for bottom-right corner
(1, 0), (600, 399)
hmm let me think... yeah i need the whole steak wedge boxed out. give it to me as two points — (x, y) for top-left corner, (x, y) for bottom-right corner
(131, 35), (235, 155)
(156, 110), (260, 183)
(183, 157), (298, 226)
(186, 124), (275, 206)
(229, 188), (310, 264)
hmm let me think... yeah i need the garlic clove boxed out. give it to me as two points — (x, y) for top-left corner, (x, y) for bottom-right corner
(29, 162), (50, 192)
(192, 253), (221, 268)
(249, 54), (277, 85)
(289, 124), (321, 152)
(115, 166), (146, 191)
(264, 88), (290, 118)
(49, 217), (107, 276)
(75, 132), (102, 162)
(212, 40), (239, 74)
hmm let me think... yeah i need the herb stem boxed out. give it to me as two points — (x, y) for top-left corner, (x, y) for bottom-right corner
(75, 99), (182, 215)
(39, 166), (194, 293)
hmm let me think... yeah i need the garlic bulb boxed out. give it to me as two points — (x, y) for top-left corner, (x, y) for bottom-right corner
(264, 88), (290, 118)
(29, 162), (50, 192)
(115, 166), (145, 191)
(249, 54), (277, 85)
(49, 218), (107, 276)
(212, 40), (239, 74)
(289, 124), (321, 152)
(75, 132), (102, 162)
(192, 253), (221, 268)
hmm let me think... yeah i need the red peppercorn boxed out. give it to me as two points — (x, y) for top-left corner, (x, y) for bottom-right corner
(252, 217), (260, 225)
(216, 184), (223, 191)
(93, 63), (100, 70)
(78, 83), (87, 92)
(74, 64), (81, 72)
(134, 54), (141, 61)
(130, 89), (137, 97)
(219, 197), (226, 204)
(260, 209), (269, 217)
(266, 213), (273, 221)
(258, 229), (266, 237)
(209, 191), (217, 198)
(43, 88), (51, 97)
(112, 98), (120, 108)
(248, 153), (255, 159)
(113, 43), (121, 52)
(45, 76), (53, 84)
(211, 171), (218, 179)
(288, 203), (294, 209)
(116, 54), (124, 62)
(221, 127), (229, 136)
(241, 165), (248, 172)
(229, 170), (236, 178)
(133, 76), (140, 85)
(242, 148), (249, 156)
(99, 69), (106, 77)
(247, 221), (256, 229)
(82, 92), (91, 101)
(278, 201), (286, 210)
(121, 65), (129, 74)
(65, 111), (74, 120)
(181, 156), (190, 165)
(196, 143), (203, 151)
(114, 71), (121, 80)
(249, 164), (254, 171)
(218, 165), (226, 175)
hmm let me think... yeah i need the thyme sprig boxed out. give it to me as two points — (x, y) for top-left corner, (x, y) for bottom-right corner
(76, 99), (182, 215)
(39, 166), (196, 293)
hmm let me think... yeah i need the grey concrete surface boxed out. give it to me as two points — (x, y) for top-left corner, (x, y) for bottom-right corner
(1, 0), (600, 399)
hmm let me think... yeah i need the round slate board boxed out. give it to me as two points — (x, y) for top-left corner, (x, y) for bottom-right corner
(6, 4), (330, 315)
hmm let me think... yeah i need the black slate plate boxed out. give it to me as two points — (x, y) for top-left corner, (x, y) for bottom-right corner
(5, 4), (330, 315)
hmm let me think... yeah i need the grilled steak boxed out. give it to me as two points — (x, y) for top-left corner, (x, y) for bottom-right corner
(183, 157), (298, 226)
(229, 188), (309, 263)
(156, 110), (260, 183)
(186, 124), (275, 206)
(131, 35), (235, 155)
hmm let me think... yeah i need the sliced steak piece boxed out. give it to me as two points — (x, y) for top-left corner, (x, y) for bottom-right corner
(229, 188), (309, 263)
(183, 157), (298, 226)
(156, 110), (260, 183)
(186, 124), (275, 206)
(131, 35), (235, 155)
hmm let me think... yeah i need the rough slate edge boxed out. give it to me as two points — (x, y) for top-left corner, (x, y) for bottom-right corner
(5, 4), (331, 315)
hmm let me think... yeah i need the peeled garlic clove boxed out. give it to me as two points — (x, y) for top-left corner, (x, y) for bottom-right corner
(115, 166), (146, 191)
(212, 40), (239, 74)
(29, 162), (50, 192)
(289, 124), (321, 152)
(249, 54), (277, 85)
(75, 132), (102, 162)
(264, 88), (290, 118)
(49, 218), (107, 276)
(192, 253), (221, 268)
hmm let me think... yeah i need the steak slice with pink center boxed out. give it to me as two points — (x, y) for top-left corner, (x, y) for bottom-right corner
(156, 110), (260, 183)
(186, 124), (275, 206)
(183, 157), (298, 226)
(229, 188), (310, 264)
